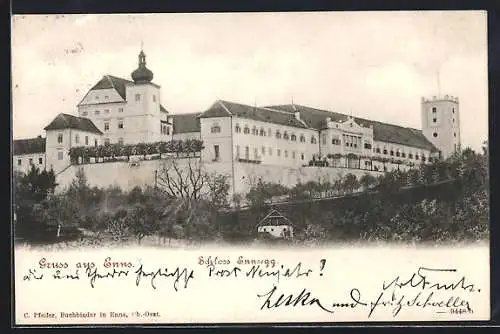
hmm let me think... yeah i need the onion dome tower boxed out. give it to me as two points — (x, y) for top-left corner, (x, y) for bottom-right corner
(131, 50), (154, 83)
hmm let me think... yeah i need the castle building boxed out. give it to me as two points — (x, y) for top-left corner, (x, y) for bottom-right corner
(13, 50), (461, 193)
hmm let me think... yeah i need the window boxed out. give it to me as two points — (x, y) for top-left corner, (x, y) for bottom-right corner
(252, 127), (258, 135)
(415, 154), (420, 160)
(104, 122), (110, 131)
(433, 132), (438, 137)
(332, 138), (341, 145)
(452, 108), (455, 113)
(291, 134), (296, 141)
(283, 132), (289, 140)
(235, 125), (241, 133)
(104, 138), (110, 145)
(167, 127), (170, 135)
(118, 119), (124, 129)
(311, 136), (317, 144)
(402, 152), (406, 158)
(214, 145), (220, 160)
(422, 156), (426, 162)
(153, 95), (156, 102)
(454, 132), (457, 137)
(322, 134), (327, 145)
(277, 149), (281, 157)
(301, 153), (305, 160)
(409, 153), (414, 159)
(364, 143), (372, 149)
(119, 108), (123, 113)
(245, 146), (249, 159)
(254, 148), (258, 159)
(211, 124), (221, 133)
(432, 107), (437, 113)
(162, 125), (167, 134)
(39, 157), (43, 165)
(118, 138), (124, 145)
(261, 146), (266, 155)
(259, 128), (265, 136)
(29, 158), (33, 165)
(236, 145), (240, 158)
(276, 131), (281, 139)
(396, 151), (400, 157)
(300, 135), (306, 143)
(95, 110), (100, 116)
(57, 151), (63, 160)
(135, 94), (141, 101)
(433, 118), (437, 123)
(390, 150), (394, 156)
(82, 111), (88, 116)
(74, 134), (79, 144)
(292, 151), (296, 159)
(376, 148), (381, 153)
(95, 95), (99, 100)
(453, 118), (455, 123)
(268, 147), (272, 156)
(244, 126), (250, 134)
(104, 95), (109, 99)
(104, 109), (110, 114)
(94, 139), (98, 146)
(85, 136), (89, 145)
(284, 150), (288, 158)
(17, 159), (21, 166)
(383, 149), (388, 155)
(57, 133), (63, 144)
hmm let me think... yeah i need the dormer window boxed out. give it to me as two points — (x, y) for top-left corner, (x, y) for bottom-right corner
(211, 124), (221, 133)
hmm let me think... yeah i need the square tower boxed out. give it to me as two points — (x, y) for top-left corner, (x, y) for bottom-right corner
(421, 95), (461, 159)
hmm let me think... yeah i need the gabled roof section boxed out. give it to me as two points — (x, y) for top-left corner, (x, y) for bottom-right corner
(172, 113), (201, 134)
(78, 75), (133, 106)
(43, 113), (103, 135)
(200, 100), (308, 129)
(257, 209), (294, 227)
(160, 105), (169, 113)
(266, 104), (438, 151)
(13, 137), (46, 156)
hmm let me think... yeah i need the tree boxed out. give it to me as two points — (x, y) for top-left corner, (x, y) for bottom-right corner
(33, 195), (80, 238)
(15, 165), (57, 203)
(205, 173), (231, 211)
(156, 157), (206, 200)
(359, 173), (378, 191)
(341, 173), (359, 194)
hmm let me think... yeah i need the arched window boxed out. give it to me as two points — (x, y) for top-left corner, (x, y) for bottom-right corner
(243, 126), (250, 134)
(235, 124), (241, 133)
(300, 134), (306, 143)
(211, 124), (221, 133)
(283, 132), (289, 140)
(291, 134), (297, 141)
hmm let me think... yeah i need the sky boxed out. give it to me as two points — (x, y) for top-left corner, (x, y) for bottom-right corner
(11, 11), (488, 151)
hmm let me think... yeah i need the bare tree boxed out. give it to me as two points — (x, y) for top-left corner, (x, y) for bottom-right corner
(156, 157), (207, 200)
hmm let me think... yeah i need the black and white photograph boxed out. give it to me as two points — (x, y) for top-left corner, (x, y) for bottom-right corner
(12, 11), (490, 324)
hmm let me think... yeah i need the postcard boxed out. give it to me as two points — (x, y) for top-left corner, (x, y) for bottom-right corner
(11, 11), (490, 325)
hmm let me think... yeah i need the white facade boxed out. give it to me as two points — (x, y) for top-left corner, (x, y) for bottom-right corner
(13, 153), (46, 174)
(421, 95), (461, 159)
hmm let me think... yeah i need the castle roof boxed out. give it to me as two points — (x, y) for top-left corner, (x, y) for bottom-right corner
(266, 104), (438, 151)
(13, 137), (46, 156)
(199, 100), (307, 129)
(43, 113), (103, 134)
(171, 113), (201, 134)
